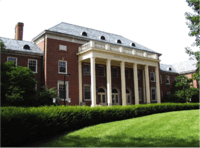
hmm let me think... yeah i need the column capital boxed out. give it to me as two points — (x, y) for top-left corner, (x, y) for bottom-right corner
(106, 59), (111, 62)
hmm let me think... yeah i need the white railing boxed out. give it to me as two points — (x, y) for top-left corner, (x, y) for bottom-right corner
(79, 41), (158, 60)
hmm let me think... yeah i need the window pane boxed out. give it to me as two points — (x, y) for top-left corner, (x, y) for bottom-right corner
(84, 64), (90, 75)
(103, 95), (105, 103)
(8, 57), (17, 65)
(29, 60), (36, 72)
(125, 70), (129, 79)
(84, 86), (91, 99)
(99, 66), (104, 77)
(112, 68), (117, 78)
(59, 61), (66, 73)
(98, 95), (101, 103)
(59, 84), (67, 99)
(116, 95), (118, 103)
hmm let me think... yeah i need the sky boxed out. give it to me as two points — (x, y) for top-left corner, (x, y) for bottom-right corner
(0, 0), (199, 65)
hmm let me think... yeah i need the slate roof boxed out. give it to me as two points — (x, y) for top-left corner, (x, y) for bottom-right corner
(0, 37), (43, 55)
(160, 58), (198, 74)
(46, 22), (161, 54)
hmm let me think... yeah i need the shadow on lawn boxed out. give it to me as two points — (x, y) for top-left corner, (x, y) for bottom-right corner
(39, 133), (198, 147)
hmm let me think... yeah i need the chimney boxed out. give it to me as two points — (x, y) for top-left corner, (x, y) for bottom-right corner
(15, 22), (24, 40)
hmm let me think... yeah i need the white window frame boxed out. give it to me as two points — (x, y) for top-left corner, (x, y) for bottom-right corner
(150, 72), (155, 82)
(84, 63), (90, 76)
(7, 56), (17, 66)
(58, 60), (67, 74)
(28, 59), (37, 73)
(139, 87), (142, 101)
(151, 87), (157, 101)
(160, 75), (162, 84)
(84, 84), (91, 101)
(59, 45), (67, 51)
(98, 65), (105, 77)
(166, 75), (170, 84)
(57, 80), (69, 101)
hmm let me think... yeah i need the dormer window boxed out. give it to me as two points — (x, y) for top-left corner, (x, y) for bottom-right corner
(117, 40), (121, 44)
(131, 43), (136, 47)
(167, 67), (172, 71)
(100, 36), (105, 40)
(23, 45), (30, 50)
(81, 32), (87, 36)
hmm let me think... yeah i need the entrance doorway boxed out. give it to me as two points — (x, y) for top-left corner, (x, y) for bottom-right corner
(97, 88), (106, 106)
(112, 88), (120, 105)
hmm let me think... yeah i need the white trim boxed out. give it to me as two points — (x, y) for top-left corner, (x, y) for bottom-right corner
(58, 60), (67, 74)
(7, 56), (17, 66)
(59, 45), (67, 51)
(150, 72), (155, 82)
(151, 87), (157, 101)
(84, 84), (91, 101)
(28, 59), (37, 73)
(57, 80), (69, 101)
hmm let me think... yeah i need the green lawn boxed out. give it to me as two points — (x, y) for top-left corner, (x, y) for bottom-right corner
(40, 109), (199, 147)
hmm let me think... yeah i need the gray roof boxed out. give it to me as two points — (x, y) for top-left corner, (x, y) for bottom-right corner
(160, 59), (198, 74)
(47, 22), (160, 54)
(0, 37), (43, 55)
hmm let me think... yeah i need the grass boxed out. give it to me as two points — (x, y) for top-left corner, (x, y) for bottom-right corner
(38, 109), (199, 147)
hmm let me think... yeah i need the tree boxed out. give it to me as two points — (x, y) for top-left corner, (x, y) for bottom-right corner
(1, 61), (38, 106)
(185, 0), (200, 84)
(0, 38), (6, 53)
(172, 75), (198, 102)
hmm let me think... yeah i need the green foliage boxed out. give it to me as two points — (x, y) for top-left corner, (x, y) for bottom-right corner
(37, 86), (59, 106)
(0, 38), (6, 53)
(1, 61), (38, 106)
(1, 103), (199, 147)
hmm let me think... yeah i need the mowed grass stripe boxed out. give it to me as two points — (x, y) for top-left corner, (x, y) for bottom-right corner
(41, 109), (199, 147)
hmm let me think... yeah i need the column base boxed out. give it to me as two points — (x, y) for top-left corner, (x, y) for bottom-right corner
(107, 103), (112, 106)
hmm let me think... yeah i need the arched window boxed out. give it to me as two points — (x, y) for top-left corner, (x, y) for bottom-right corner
(81, 32), (87, 36)
(131, 43), (136, 47)
(23, 45), (30, 50)
(126, 89), (130, 93)
(117, 40), (121, 44)
(167, 67), (172, 71)
(112, 89), (118, 93)
(98, 88), (105, 93)
(100, 36), (105, 40)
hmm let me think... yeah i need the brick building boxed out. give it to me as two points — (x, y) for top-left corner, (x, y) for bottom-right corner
(1, 22), (198, 106)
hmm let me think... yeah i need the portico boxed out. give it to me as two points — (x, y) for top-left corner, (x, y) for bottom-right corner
(77, 41), (161, 107)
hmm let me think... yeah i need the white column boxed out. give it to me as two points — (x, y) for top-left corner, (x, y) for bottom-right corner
(106, 59), (112, 106)
(142, 70), (146, 103)
(120, 61), (126, 106)
(133, 64), (139, 104)
(79, 61), (82, 105)
(155, 66), (161, 103)
(145, 65), (150, 103)
(90, 57), (96, 107)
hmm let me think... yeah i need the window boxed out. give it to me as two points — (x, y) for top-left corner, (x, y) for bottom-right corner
(7, 57), (17, 66)
(139, 87), (142, 101)
(166, 75), (170, 84)
(57, 80), (69, 101)
(23, 45), (30, 50)
(81, 32), (87, 36)
(117, 40), (121, 44)
(99, 66), (105, 77)
(59, 45), (67, 51)
(137, 70), (140, 80)
(150, 72), (155, 82)
(84, 85), (91, 100)
(161, 91), (163, 99)
(112, 67), (117, 78)
(100, 36), (105, 40)
(160, 75), (162, 84)
(84, 64), (90, 75)
(173, 76), (177, 82)
(131, 43), (136, 47)
(125, 69), (129, 79)
(58, 61), (67, 73)
(28, 59), (37, 73)
(151, 87), (157, 101)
